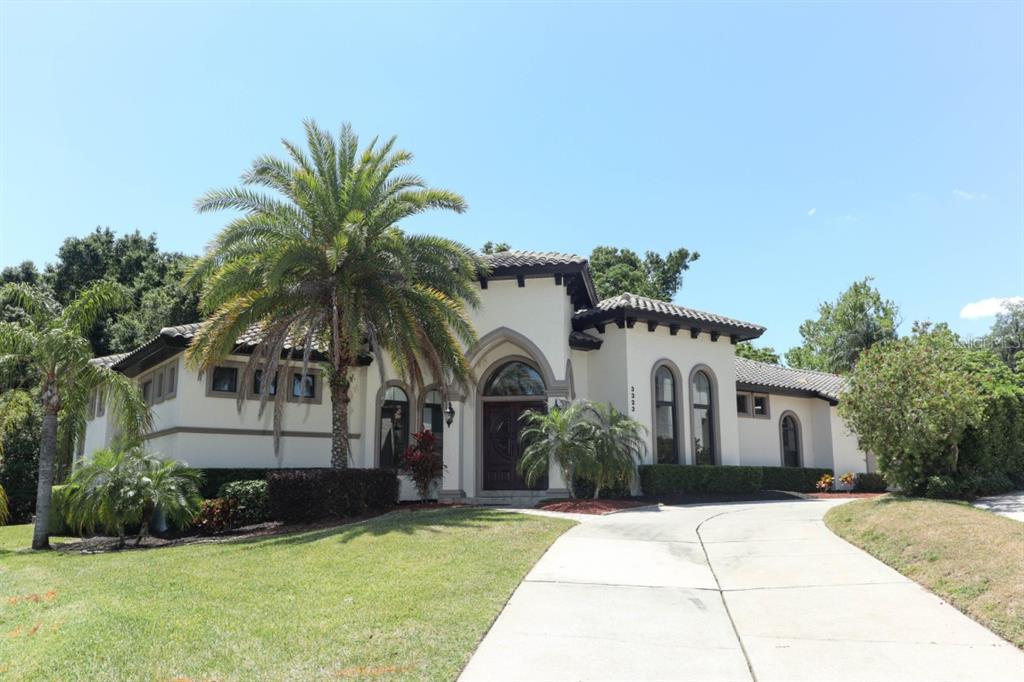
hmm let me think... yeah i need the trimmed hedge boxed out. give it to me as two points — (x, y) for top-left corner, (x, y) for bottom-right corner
(760, 467), (834, 493)
(267, 468), (398, 524)
(219, 480), (270, 526)
(854, 472), (888, 493)
(197, 469), (273, 499)
(571, 476), (632, 500)
(638, 464), (836, 496)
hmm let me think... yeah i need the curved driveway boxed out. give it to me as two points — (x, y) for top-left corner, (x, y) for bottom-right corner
(460, 500), (1024, 682)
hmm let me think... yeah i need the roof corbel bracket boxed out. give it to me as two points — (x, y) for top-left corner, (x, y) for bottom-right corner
(625, 317), (637, 329)
(690, 327), (700, 339)
(669, 324), (680, 336)
(516, 274), (525, 288)
(710, 332), (720, 342)
(730, 335), (738, 345)
(647, 320), (658, 332)
(479, 277), (488, 290)
(554, 273), (563, 286)
(615, 318), (626, 329)
(595, 323), (606, 334)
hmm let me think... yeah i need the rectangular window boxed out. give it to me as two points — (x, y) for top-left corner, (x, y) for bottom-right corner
(165, 366), (177, 398)
(736, 393), (750, 416)
(253, 369), (277, 396)
(211, 366), (238, 394)
(155, 371), (164, 401)
(753, 394), (769, 418)
(292, 373), (315, 399)
(142, 380), (153, 405)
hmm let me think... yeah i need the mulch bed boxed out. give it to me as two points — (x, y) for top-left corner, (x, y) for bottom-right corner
(535, 499), (648, 515)
(802, 492), (885, 500)
(54, 502), (466, 554)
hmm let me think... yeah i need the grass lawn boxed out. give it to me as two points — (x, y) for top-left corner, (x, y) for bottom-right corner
(825, 496), (1024, 648)
(0, 508), (573, 680)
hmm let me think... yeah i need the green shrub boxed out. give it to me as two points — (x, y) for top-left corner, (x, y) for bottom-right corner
(925, 475), (960, 499)
(198, 468), (272, 499)
(957, 391), (1024, 495)
(193, 498), (238, 535)
(639, 465), (763, 495)
(219, 480), (269, 526)
(760, 467), (834, 493)
(854, 472), (888, 492)
(266, 469), (398, 524)
(572, 476), (632, 499)
(47, 484), (73, 535)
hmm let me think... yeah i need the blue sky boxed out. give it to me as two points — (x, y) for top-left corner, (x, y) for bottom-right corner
(1, 1), (1021, 354)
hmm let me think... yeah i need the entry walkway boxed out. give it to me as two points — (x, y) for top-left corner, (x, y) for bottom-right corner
(459, 500), (1024, 682)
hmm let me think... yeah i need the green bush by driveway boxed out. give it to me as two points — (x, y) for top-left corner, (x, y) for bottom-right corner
(639, 464), (834, 495)
(0, 507), (573, 680)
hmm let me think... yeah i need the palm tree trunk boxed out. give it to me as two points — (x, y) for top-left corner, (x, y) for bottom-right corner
(31, 409), (58, 550)
(330, 373), (351, 468)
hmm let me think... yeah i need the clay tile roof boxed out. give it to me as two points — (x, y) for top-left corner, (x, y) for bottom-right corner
(573, 292), (765, 340)
(734, 356), (846, 402)
(481, 250), (587, 268)
(90, 352), (131, 368)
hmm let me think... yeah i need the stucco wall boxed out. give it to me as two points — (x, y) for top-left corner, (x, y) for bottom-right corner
(830, 407), (868, 474)
(736, 394), (831, 468)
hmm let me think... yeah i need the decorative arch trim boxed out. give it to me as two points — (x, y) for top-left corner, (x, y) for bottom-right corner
(467, 326), (569, 398)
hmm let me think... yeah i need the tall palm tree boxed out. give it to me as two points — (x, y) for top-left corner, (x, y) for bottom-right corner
(0, 282), (151, 549)
(187, 120), (485, 467)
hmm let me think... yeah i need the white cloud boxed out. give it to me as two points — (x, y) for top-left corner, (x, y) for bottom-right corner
(959, 296), (1024, 320)
(953, 189), (985, 200)
(807, 208), (816, 216)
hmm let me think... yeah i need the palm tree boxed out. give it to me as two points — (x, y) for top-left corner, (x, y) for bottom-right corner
(187, 120), (484, 467)
(0, 282), (151, 549)
(584, 402), (647, 499)
(62, 446), (203, 547)
(518, 401), (596, 497)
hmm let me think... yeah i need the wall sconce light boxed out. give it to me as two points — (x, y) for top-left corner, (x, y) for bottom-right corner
(445, 401), (456, 427)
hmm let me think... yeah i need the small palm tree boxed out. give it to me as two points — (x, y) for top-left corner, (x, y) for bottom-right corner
(518, 402), (596, 497)
(62, 447), (203, 547)
(187, 120), (485, 466)
(583, 402), (647, 499)
(0, 282), (151, 549)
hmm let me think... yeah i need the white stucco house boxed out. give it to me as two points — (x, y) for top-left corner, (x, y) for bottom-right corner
(84, 251), (870, 502)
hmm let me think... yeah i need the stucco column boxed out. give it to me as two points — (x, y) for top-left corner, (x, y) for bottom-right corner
(439, 398), (466, 500)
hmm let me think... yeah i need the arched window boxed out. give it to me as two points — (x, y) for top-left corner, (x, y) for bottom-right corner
(780, 413), (801, 467)
(422, 388), (444, 449)
(484, 361), (546, 396)
(691, 370), (716, 465)
(379, 386), (409, 469)
(654, 366), (678, 464)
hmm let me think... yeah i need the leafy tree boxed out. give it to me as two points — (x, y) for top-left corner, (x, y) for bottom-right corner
(839, 325), (1011, 496)
(983, 301), (1024, 371)
(735, 342), (780, 364)
(0, 390), (41, 523)
(0, 282), (150, 549)
(62, 447), (203, 547)
(0, 482), (8, 525)
(481, 241), (510, 254)
(785, 277), (898, 374)
(2, 261), (40, 285)
(589, 246), (699, 301)
(518, 401), (595, 497)
(41, 228), (200, 355)
(188, 120), (483, 468)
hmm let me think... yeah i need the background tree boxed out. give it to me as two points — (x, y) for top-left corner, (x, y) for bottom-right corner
(42, 227), (200, 355)
(735, 342), (780, 364)
(982, 301), (1024, 371)
(0, 282), (151, 549)
(588, 246), (699, 301)
(188, 120), (483, 468)
(785, 277), (899, 373)
(481, 241), (510, 254)
(2, 261), (40, 285)
(838, 323), (1021, 497)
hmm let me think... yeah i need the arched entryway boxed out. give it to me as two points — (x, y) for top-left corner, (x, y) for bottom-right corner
(480, 359), (548, 491)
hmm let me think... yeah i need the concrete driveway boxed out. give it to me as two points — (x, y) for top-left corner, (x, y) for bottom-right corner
(459, 500), (1024, 682)
(974, 490), (1024, 522)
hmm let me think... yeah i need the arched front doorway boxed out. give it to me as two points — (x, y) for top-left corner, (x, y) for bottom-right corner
(481, 360), (548, 491)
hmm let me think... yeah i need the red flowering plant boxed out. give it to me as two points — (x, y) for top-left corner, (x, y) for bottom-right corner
(399, 430), (445, 500)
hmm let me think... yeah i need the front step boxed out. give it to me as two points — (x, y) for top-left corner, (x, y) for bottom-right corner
(468, 490), (569, 508)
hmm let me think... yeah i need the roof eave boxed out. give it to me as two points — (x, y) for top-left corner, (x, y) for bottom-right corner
(573, 308), (765, 341)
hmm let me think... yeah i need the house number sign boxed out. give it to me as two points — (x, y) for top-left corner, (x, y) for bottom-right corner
(630, 385), (636, 412)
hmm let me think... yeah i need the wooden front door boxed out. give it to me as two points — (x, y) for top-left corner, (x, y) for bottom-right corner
(482, 401), (547, 490)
